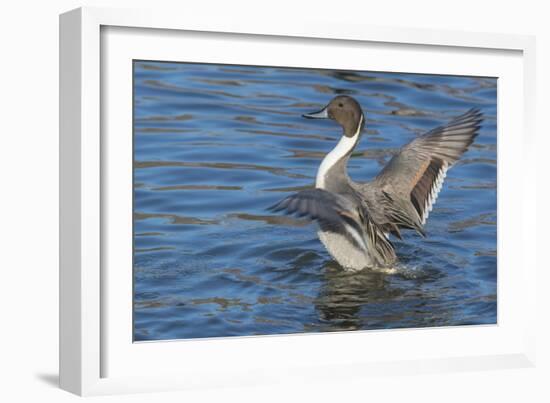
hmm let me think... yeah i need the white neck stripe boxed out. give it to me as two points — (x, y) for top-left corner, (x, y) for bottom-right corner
(316, 115), (363, 189)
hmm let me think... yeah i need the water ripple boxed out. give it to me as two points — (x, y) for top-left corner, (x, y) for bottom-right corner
(133, 61), (497, 341)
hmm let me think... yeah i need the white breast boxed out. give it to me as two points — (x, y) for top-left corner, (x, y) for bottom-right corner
(314, 115), (370, 271)
(317, 229), (373, 271)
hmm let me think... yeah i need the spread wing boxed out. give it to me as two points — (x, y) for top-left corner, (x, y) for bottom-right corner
(373, 108), (483, 229)
(268, 188), (396, 265)
(269, 188), (353, 229)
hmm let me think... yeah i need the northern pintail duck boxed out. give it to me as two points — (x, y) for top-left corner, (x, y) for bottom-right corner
(270, 95), (482, 271)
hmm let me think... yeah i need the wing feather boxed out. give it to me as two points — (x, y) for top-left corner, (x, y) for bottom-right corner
(269, 188), (396, 265)
(373, 108), (483, 227)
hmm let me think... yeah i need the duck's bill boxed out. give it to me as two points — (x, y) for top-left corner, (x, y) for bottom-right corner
(302, 107), (329, 119)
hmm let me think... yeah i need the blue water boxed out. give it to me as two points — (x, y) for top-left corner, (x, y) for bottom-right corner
(133, 61), (497, 341)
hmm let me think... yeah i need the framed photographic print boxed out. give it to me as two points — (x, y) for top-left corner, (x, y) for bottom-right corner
(60, 7), (537, 396)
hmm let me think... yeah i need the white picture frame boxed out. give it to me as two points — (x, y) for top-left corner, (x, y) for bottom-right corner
(59, 6), (537, 396)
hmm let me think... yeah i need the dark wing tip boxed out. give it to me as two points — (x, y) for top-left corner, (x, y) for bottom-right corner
(266, 199), (285, 212)
(460, 108), (484, 140)
(455, 107), (483, 120)
(267, 196), (298, 215)
(460, 107), (484, 126)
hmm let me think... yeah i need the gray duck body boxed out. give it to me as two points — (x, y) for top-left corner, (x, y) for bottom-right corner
(270, 95), (483, 271)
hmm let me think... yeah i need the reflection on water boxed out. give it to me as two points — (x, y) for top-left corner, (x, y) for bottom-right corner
(314, 262), (456, 332)
(315, 262), (394, 331)
(133, 61), (497, 341)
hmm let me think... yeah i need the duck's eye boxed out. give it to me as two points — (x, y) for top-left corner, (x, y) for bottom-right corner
(338, 103), (343, 108)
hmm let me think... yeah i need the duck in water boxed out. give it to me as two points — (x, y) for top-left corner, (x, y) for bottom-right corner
(269, 96), (482, 271)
